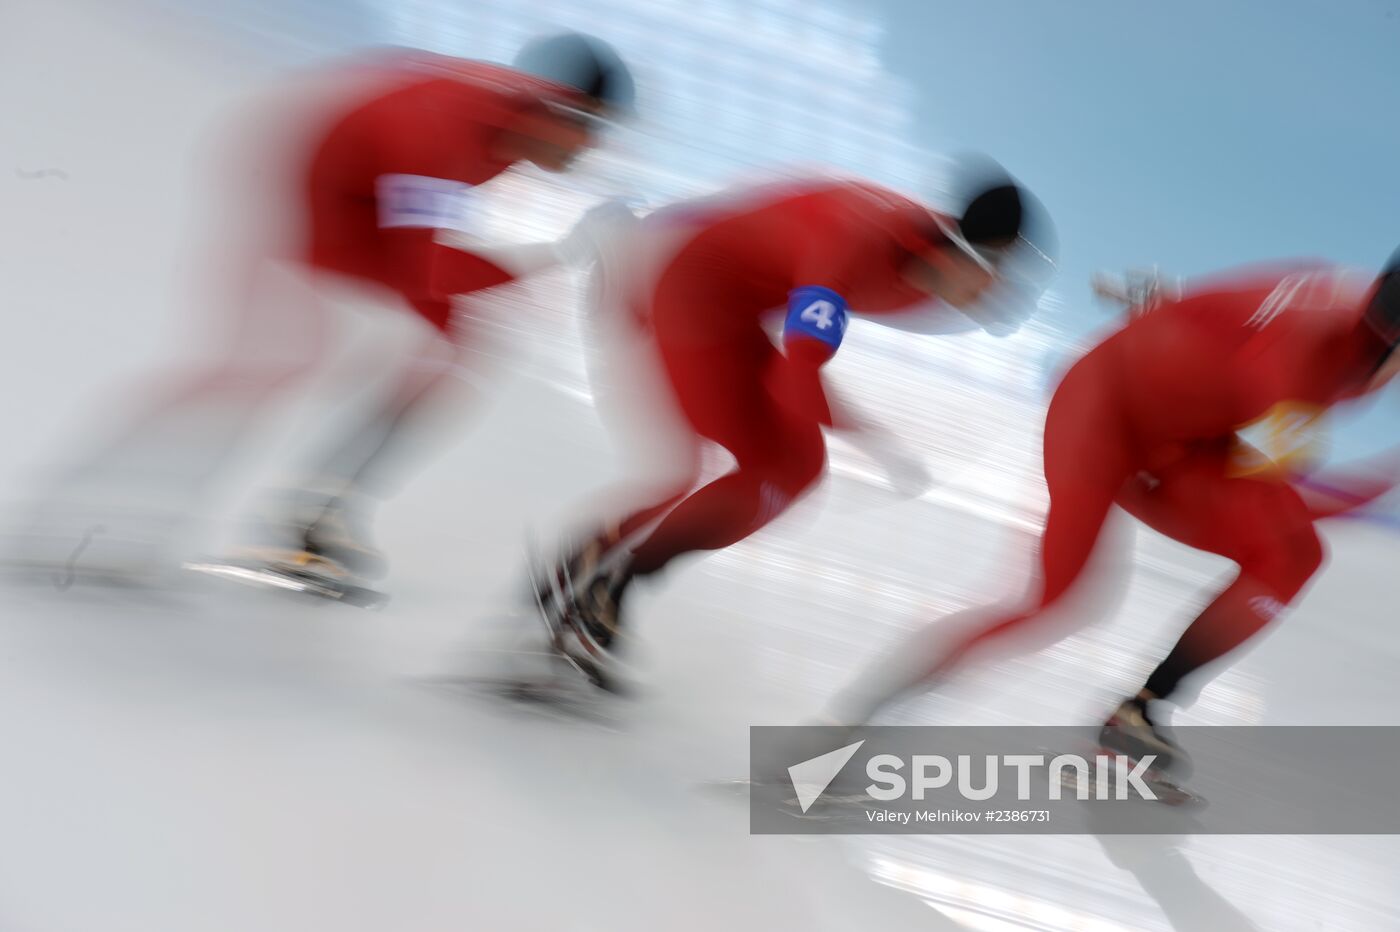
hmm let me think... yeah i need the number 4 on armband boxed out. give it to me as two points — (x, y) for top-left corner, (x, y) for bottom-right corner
(800, 299), (844, 333)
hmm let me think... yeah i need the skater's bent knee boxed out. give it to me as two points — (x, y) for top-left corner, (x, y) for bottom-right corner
(1243, 528), (1324, 600)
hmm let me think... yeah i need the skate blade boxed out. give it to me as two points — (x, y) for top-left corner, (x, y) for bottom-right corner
(183, 560), (387, 609)
(1037, 745), (1206, 808)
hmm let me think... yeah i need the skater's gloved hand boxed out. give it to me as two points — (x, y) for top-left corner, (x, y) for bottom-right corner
(557, 199), (641, 269)
(956, 277), (1039, 337)
(821, 385), (934, 499)
(858, 429), (934, 500)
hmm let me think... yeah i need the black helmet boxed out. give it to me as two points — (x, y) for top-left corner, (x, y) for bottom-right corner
(924, 155), (1057, 336)
(959, 183), (1023, 248)
(1362, 249), (1400, 364)
(939, 155), (1057, 290)
(514, 33), (635, 115)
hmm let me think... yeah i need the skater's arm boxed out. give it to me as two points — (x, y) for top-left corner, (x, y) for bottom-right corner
(763, 202), (887, 424)
(874, 302), (981, 336)
(764, 285), (849, 425)
(443, 239), (563, 280)
(435, 200), (641, 283)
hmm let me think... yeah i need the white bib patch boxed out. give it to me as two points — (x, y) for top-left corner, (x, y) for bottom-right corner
(376, 174), (475, 231)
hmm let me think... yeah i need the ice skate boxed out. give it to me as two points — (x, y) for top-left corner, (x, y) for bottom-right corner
(185, 488), (388, 606)
(1099, 696), (1190, 777)
(184, 544), (387, 608)
(525, 531), (632, 694)
(281, 491), (389, 582)
(1058, 697), (1204, 807)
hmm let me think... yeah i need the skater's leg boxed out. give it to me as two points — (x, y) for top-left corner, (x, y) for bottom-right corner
(548, 330), (827, 661)
(560, 328), (813, 579)
(298, 316), (465, 499)
(829, 360), (1135, 723)
(1119, 458), (1324, 707)
(575, 249), (706, 554)
(625, 336), (827, 578)
(22, 246), (334, 579)
(247, 318), (466, 577)
(627, 415), (824, 575)
(566, 480), (698, 562)
(1139, 558), (1316, 703)
(275, 145), (509, 514)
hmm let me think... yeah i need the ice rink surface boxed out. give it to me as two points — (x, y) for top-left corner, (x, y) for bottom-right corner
(4, 2), (1400, 930)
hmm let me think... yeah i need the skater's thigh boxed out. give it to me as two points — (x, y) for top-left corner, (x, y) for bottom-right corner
(1034, 358), (1137, 606)
(1124, 456), (1324, 602)
(656, 330), (778, 450)
(665, 336), (825, 489)
(1120, 451), (1317, 564)
(647, 246), (778, 437)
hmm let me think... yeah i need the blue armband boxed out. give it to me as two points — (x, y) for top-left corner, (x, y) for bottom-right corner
(785, 285), (849, 351)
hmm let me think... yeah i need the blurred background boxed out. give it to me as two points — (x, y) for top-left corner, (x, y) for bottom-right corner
(3, 0), (1400, 929)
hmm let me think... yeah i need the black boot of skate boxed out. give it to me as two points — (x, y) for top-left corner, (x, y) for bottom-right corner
(545, 535), (634, 694)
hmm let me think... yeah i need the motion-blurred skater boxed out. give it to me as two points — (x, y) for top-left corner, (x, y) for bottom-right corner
(832, 257), (1400, 766)
(531, 163), (1056, 688)
(21, 34), (634, 595)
